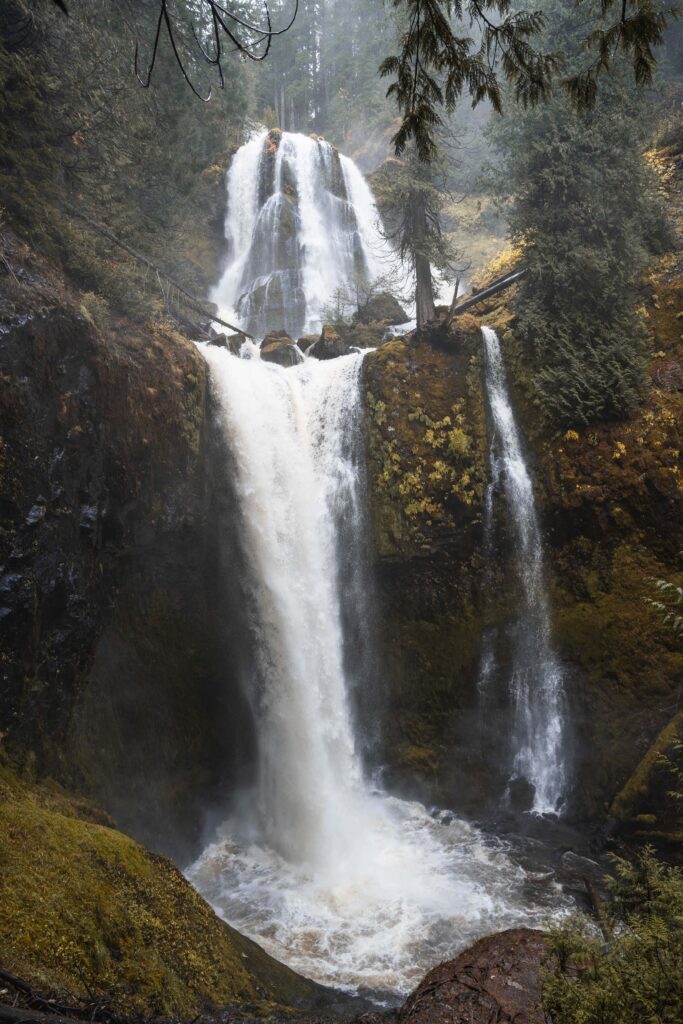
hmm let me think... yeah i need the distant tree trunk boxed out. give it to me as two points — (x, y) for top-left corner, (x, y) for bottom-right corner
(415, 252), (435, 328)
(412, 190), (435, 328)
(277, 82), (286, 130)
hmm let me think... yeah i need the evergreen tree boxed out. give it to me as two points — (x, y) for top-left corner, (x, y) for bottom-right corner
(373, 150), (461, 327)
(381, 0), (672, 162)
(489, 1), (672, 427)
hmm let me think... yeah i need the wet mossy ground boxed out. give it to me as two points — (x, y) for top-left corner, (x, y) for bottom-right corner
(0, 760), (319, 1019)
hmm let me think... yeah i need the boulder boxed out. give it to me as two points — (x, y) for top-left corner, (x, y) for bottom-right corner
(208, 331), (245, 355)
(261, 330), (303, 367)
(508, 775), (536, 813)
(396, 929), (549, 1024)
(309, 324), (352, 360)
(356, 291), (408, 326)
(345, 322), (389, 349)
(297, 333), (319, 352)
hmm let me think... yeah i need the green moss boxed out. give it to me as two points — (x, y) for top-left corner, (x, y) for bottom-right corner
(610, 711), (683, 822)
(0, 763), (316, 1017)
(363, 332), (487, 558)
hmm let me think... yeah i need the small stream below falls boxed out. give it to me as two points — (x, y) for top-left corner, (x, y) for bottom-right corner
(188, 343), (570, 999)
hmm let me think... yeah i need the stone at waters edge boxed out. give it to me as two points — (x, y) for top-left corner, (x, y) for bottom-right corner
(261, 330), (304, 367)
(309, 323), (352, 360)
(381, 929), (549, 1024)
(297, 333), (319, 352)
(208, 331), (245, 355)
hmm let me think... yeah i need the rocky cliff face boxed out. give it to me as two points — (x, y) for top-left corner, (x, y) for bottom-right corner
(362, 320), (497, 811)
(2, 144), (681, 860)
(0, 229), (254, 861)
(362, 148), (683, 828)
(364, 324), (682, 821)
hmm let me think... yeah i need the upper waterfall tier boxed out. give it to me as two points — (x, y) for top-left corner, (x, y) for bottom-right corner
(210, 130), (394, 339)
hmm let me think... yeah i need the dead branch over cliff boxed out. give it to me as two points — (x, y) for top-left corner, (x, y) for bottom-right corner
(64, 204), (251, 339)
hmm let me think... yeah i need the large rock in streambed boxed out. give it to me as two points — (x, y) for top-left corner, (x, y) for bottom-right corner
(355, 291), (408, 326)
(297, 333), (319, 352)
(309, 324), (352, 360)
(261, 330), (303, 367)
(393, 929), (549, 1024)
(208, 330), (246, 354)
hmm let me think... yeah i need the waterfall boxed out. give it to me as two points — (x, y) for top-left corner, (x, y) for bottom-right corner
(480, 326), (566, 814)
(211, 130), (394, 339)
(205, 345), (367, 866)
(188, 343), (566, 996)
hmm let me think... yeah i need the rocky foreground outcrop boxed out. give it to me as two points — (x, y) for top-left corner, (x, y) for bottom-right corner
(398, 929), (547, 1024)
(357, 930), (548, 1024)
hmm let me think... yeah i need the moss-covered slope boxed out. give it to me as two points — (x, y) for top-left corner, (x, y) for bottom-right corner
(0, 762), (319, 1018)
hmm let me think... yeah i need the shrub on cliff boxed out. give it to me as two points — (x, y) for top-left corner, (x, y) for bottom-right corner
(544, 848), (683, 1023)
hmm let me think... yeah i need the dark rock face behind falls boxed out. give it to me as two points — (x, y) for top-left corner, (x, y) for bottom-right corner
(0, 307), (257, 861)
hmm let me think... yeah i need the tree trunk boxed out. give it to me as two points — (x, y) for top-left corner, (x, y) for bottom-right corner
(413, 191), (435, 328)
(415, 252), (435, 329)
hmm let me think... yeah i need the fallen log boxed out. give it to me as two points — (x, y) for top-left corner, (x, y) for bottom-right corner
(448, 267), (527, 318)
(0, 1005), (84, 1024)
(64, 203), (252, 339)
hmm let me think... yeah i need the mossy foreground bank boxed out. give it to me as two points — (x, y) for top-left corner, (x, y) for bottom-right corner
(0, 761), (321, 1018)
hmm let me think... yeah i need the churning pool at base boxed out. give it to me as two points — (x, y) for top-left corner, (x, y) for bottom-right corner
(187, 793), (568, 999)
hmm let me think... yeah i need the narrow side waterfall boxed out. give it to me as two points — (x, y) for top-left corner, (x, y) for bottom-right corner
(189, 345), (565, 997)
(480, 326), (567, 813)
(211, 130), (394, 338)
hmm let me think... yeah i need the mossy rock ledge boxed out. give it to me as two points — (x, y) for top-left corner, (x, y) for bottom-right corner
(361, 322), (498, 813)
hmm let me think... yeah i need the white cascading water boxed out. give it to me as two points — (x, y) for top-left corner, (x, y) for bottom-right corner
(480, 327), (566, 814)
(188, 347), (565, 996)
(211, 129), (395, 338)
(188, 138), (567, 997)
